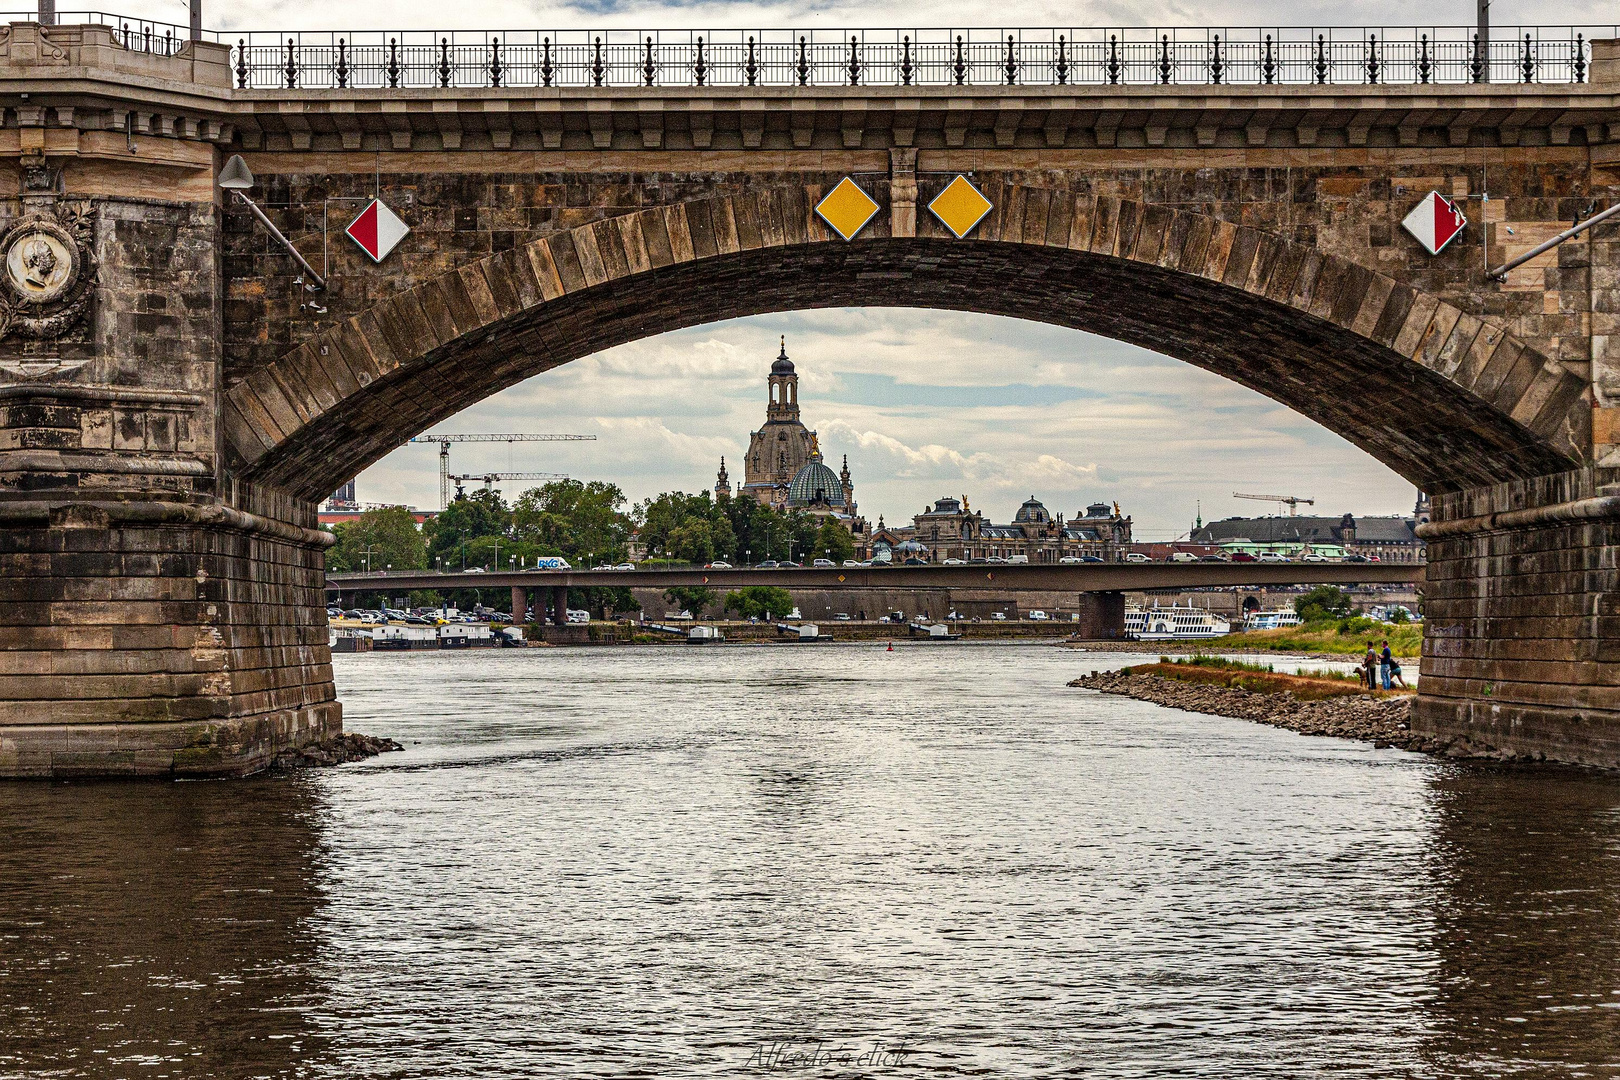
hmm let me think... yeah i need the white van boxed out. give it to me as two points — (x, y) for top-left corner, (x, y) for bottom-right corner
(1124, 552), (1152, 564)
(1029, 610), (1048, 620)
(1007, 554), (1029, 564)
(1169, 551), (1198, 563)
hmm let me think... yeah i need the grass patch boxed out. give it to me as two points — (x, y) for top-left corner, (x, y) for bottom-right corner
(1212, 622), (1422, 658)
(1119, 659), (1408, 700)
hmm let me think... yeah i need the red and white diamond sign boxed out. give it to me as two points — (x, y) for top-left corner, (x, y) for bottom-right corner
(1401, 191), (1467, 255)
(346, 198), (410, 263)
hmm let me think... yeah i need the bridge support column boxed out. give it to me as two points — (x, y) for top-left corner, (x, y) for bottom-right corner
(1076, 591), (1126, 640)
(511, 586), (527, 628)
(1414, 466), (1620, 767)
(551, 586), (569, 627)
(0, 495), (341, 777)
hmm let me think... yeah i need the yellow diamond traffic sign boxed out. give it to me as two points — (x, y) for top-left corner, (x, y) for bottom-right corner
(816, 177), (879, 241)
(929, 174), (993, 239)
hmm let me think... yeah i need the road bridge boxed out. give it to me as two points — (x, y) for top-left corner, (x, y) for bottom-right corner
(329, 562), (1424, 632)
(2, 16), (1619, 774)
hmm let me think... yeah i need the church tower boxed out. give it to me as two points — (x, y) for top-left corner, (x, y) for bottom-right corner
(715, 457), (731, 500)
(840, 454), (854, 509)
(767, 336), (799, 422)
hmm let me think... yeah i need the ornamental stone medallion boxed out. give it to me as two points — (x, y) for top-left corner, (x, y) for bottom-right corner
(0, 205), (95, 341)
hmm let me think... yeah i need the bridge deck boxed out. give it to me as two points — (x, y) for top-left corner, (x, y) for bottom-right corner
(326, 563), (1423, 593)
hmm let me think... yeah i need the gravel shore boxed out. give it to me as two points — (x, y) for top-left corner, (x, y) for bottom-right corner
(1068, 670), (1543, 762)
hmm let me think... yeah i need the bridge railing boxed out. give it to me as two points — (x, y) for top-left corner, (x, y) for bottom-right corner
(6, 17), (1616, 89)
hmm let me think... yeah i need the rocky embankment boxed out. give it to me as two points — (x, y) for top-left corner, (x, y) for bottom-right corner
(273, 733), (403, 769)
(1068, 670), (1541, 762)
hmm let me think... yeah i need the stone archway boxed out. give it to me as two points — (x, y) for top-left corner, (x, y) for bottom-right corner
(222, 187), (1584, 504)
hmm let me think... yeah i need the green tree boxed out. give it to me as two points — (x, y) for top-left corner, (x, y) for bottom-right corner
(512, 479), (631, 564)
(724, 585), (795, 620)
(811, 519), (856, 564)
(667, 519), (717, 563)
(327, 506), (428, 574)
(664, 585), (716, 616)
(424, 488), (510, 569)
(1294, 585), (1353, 624)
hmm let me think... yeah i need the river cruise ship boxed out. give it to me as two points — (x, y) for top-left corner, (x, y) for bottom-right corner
(1125, 604), (1232, 641)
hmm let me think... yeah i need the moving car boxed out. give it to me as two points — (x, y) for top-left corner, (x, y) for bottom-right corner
(757, 560), (780, 569)
(1168, 551), (1197, 563)
(812, 558), (836, 568)
(1124, 552), (1152, 564)
(705, 561), (732, 569)
(1230, 552), (1258, 563)
(1029, 610), (1049, 620)
(943, 557), (965, 565)
(1257, 551), (1289, 563)
(615, 563), (635, 571)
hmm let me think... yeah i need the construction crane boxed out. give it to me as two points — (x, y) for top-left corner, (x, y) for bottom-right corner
(1233, 492), (1315, 516)
(408, 433), (595, 510)
(448, 472), (567, 501)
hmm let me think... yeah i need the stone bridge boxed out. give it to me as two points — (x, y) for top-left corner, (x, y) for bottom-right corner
(2, 19), (1620, 774)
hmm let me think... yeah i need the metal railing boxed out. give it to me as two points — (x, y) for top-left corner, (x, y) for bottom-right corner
(5, 16), (1615, 89)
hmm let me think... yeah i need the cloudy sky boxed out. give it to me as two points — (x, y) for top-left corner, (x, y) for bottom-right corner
(353, 311), (1421, 540)
(112, 0), (1584, 534)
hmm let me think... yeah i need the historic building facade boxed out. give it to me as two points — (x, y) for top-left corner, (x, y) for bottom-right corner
(880, 495), (1133, 562)
(715, 339), (867, 545)
(1190, 495), (1428, 563)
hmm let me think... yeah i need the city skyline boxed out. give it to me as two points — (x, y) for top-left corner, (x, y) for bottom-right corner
(347, 308), (1423, 539)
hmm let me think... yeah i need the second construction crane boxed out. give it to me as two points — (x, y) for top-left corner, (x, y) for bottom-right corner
(1233, 491), (1315, 516)
(409, 433), (596, 510)
(448, 472), (567, 501)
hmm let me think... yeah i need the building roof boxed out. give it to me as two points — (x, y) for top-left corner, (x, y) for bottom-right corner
(787, 457), (844, 507)
(1193, 514), (1417, 544)
(771, 336), (795, 375)
(1013, 496), (1050, 524)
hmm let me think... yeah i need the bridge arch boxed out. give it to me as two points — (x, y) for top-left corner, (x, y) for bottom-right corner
(223, 186), (1585, 502)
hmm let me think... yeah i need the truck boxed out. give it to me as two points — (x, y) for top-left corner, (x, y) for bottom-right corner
(526, 557), (573, 571)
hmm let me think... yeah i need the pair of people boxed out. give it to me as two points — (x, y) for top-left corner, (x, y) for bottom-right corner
(1363, 640), (1407, 690)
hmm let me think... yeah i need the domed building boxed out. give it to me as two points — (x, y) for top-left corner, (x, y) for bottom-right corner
(714, 338), (867, 542)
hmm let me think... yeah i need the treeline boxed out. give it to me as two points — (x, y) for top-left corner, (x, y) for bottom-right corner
(325, 480), (857, 614)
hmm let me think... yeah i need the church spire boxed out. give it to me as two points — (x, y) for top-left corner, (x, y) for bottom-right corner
(715, 456), (731, 499)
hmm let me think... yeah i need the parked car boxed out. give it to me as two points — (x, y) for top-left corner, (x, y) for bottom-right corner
(566, 609), (590, 624)
(835, 612), (852, 621)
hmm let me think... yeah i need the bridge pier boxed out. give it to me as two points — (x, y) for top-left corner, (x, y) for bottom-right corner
(551, 587), (569, 628)
(0, 496), (341, 776)
(1415, 466), (1620, 767)
(1076, 592), (1126, 640)
(511, 586), (527, 628)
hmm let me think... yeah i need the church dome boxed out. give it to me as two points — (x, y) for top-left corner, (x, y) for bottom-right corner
(1014, 496), (1050, 524)
(771, 336), (795, 375)
(788, 458), (844, 507)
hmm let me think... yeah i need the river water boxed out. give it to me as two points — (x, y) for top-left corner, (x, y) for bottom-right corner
(4, 642), (1620, 1078)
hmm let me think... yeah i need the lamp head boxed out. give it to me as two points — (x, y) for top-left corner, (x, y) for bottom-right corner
(217, 154), (254, 191)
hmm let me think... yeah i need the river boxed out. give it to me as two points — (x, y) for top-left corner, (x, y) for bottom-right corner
(3, 642), (1619, 1078)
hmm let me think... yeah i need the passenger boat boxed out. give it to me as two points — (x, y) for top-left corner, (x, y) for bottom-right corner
(1125, 604), (1231, 640)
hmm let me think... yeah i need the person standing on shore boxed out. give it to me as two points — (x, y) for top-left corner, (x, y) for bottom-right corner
(1363, 644), (1380, 690)
(1379, 640), (1394, 690)
(1381, 640), (1408, 690)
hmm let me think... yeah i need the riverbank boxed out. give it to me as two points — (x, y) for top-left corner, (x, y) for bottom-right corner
(1061, 623), (1421, 658)
(1068, 669), (1544, 762)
